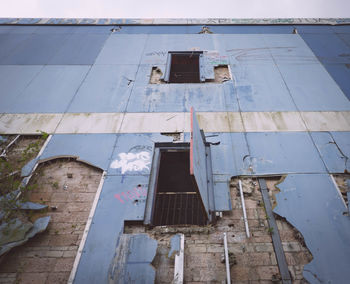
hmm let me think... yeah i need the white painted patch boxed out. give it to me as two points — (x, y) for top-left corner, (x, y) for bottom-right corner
(110, 151), (151, 174)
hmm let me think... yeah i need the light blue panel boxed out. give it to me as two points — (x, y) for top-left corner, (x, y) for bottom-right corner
(232, 62), (297, 111)
(68, 65), (137, 113)
(322, 63), (350, 100)
(274, 174), (350, 284)
(7, 65), (90, 113)
(0, 34), (32, 63)
(95, 34), (147, 65)
(128, 80), (238, 112)
(311, 132), (350, 173)
(74, 175), (149, 284)
(276, 62), (350, 111)
(48, 33), (109, 65)
(301, 33), (350, 64)
(213, 181), (232, 211)
(221, 34), (269, 65)
(140, 34), (215, 65)
(246, 132), (326, 174)
(39, 134), (117, 170)
(206, 132), (249, 176)
(0, 33), (69, 65)
(0, 65), (43, 112)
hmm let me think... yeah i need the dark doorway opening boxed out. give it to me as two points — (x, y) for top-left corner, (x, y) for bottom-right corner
(152, 150), (207, 226)
(169, 52), (201, 83)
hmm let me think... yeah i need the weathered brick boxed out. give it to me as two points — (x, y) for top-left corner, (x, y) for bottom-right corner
(255, 243), (274, 252)
(17, 272), (48, 284)
(256, 266), (280, 280)
(54, 258), (75, 272)
(45, 251), (64, 258)
(236, 252), (271, 266)
(62, 251), (77, 258)
(48, 234), (79, 246)
(282, 242), (301, 252)
(22, 258), (57, 273)
(46, 272), (70, 283)
(230, 265), (250, 281)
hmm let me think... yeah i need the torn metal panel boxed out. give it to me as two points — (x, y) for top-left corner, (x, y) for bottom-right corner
(109, 234), (157, 284)
(311, 132), (350, 173)
(245, 132), (327, 174)
(274, 174), (350, 283)
(73, 175), (149, 284)
(168, 234), (181, 258)
(0, 216), (50, 256)
(67, 65), (138, 113)
(34, 134), (117, 171)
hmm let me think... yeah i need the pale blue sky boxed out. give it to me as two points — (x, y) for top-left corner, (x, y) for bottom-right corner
(0, 0), (349, 18)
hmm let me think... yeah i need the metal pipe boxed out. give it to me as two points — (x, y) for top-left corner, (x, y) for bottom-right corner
(239, 179), (250, 238)
(223, 232), (231, 284)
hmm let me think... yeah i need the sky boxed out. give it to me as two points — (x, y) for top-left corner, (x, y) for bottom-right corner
(0, 0), (349, 18)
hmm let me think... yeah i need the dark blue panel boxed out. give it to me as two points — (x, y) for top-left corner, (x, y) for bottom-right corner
(294, 25), (334, 34)
(39, 134), (117, 170)
(8, 26), (38, 34)
(74, 175), (149, 284)
(300, 33), (350, 64)
(322, 63), (350, 100)
(6, 65), (90, 113)
(332, 25), (350, 34)
(0, 34), (32, 64)
(34, 25), (75, 34)
(274, 174), (350, 284)
(246, 132), (326, 174)
(118, 25), (189, 34)
(0, 65), (42, 113)
(48, 33), (109, 64)
(68, 65), (137, 113)
(337, 33), (350, 47)
(72, 25), (113, 34)
(0, 33), (69, 65)
(0, 26), (14, 34)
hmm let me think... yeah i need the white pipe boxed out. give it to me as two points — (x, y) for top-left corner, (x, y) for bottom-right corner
(223, 232), (231, 284)
(239, 179), (250, 238)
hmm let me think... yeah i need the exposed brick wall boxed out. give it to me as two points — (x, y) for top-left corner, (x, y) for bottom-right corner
(0, 159), (102, 284)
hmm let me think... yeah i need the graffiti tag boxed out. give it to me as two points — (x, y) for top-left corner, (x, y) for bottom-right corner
(110, 151), (151, 174)
(114, 185), (147, 204)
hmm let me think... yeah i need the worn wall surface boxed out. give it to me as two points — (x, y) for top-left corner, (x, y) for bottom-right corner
(0, 23), (350, 283)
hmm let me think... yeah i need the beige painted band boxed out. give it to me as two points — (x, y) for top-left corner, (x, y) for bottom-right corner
(0, 111), (349, 134)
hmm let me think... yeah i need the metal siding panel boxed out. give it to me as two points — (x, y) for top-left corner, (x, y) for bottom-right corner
(190, 108), (209, 216)
(68, 65), (137, 113)
(332, 25), (350, 34)
(300, 33), (350, 64)
(276, 62), (350, 111)
(7, 65), (90, 113)
(0, 65), (43, 112)
(0, 34), (32, 63)
(0, 33), (69, 65)
(95, 34), (147, 65)
(232, 62), (298, 111)
(311, 132), (350, 173)
(246, 132), (327, 174)
(39, 134), (117, 170)
(274, 174), (350, 284)
(295, 25), (334, 34)
(48, 34), (109, 65)
(74, 175), (149, 284)
(322, 63), (350, 100)
(213, 181), (231, 211)
(128, 82), (238, 112)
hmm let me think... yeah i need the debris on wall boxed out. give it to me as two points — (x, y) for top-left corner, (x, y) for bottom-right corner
(0, 158), (103, 283)
(149, 67), (165, 84)
(213, 65), (231, 83)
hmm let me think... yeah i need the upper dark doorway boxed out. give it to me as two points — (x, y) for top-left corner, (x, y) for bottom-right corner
(168, 52), (202, 83)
